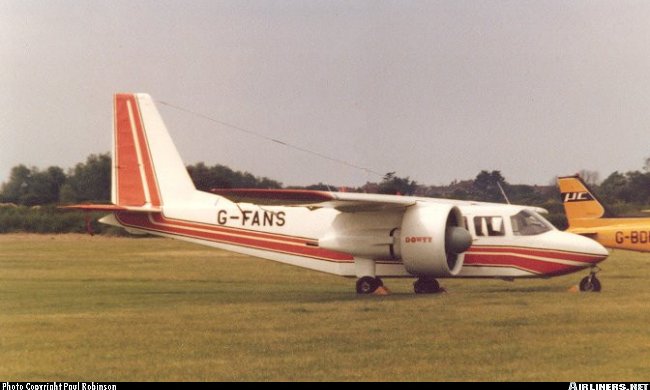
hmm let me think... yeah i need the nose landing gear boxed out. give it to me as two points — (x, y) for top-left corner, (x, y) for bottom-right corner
(579, 267), (602, 292)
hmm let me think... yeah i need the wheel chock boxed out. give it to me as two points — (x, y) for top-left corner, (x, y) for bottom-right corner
(373, 286), (391, 295)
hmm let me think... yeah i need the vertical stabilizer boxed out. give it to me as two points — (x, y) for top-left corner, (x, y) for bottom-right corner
(557, 175), (611, 225)
(112, 93), (195, 207)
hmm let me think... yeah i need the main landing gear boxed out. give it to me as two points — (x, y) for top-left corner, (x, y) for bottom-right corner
(355, 276), (446, 294)
(355, 276), (384, 294)
(413, 277), (445, 294)
(579, 267), (602, 292)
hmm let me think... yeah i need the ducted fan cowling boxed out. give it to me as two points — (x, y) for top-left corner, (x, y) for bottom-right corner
(395, 203), (472, 277)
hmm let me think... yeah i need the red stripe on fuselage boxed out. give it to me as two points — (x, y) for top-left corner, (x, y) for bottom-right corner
(149, 213), (309, 245)
(464, 254), (575, 275)
(466, 245), (602, 262)
(464, 246), (605, 276)
(115, 211), (355, 262)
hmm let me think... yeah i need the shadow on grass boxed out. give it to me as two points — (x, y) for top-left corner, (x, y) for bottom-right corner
(480, 285), (561, 293)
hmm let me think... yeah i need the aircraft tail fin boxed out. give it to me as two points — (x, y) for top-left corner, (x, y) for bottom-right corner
(557, 175), (613, 226)
(112, 93), (196, 208)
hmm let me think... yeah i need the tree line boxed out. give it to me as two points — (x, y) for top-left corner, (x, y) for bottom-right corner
(0, 153), (282, 234)
(1, 152), (649, 233)
(0, 153), (283, 206)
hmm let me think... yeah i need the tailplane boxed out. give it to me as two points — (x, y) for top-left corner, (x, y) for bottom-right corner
(557, 175), (613, 226)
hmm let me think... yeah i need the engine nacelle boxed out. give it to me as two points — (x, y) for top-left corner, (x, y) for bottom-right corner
(395, 203), (472, 277)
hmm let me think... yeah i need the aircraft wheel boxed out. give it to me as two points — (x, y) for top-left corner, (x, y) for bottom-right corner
(579, 275), (602, 292)
(356, 276), (381, 294)
(414, 278), (441, 294)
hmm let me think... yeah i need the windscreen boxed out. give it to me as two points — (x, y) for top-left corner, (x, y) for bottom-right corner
(510, 210), (553, 236)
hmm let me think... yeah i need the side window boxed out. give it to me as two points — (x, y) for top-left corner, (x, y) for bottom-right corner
(473, 216), (505, 237)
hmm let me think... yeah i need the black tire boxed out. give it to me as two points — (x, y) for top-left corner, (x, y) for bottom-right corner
(356, 276), (380, 294)
(413, 279), (427, 294)
(413, 278), (440, 294)
(579, 276), (602, 292)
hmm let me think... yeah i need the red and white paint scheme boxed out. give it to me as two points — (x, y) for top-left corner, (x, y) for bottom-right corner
(66, 93), (609, 294)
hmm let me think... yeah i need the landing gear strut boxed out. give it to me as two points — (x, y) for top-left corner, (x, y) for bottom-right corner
(356, 276), (384, 294)
(413, 277), (444, 294)
(579, 267), (602, 292)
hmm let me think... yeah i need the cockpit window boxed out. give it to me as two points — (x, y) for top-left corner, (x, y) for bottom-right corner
(473, 216), (505, 237)
(510, 210), (552, 236)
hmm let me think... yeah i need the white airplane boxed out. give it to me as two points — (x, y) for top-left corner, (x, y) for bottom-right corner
(66, 93), (609, 294)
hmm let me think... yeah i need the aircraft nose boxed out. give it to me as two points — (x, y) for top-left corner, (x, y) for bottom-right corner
(586, 237), (609, 258)
(562, 231), (609, 264)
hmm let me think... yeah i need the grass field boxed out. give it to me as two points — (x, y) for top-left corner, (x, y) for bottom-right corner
(1, 234), (650, 381)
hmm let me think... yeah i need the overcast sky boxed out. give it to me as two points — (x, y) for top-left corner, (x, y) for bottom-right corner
(2, 0), (650, 188)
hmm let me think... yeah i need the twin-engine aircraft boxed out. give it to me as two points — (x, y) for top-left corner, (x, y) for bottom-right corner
(65, 94), (608, 294)
(558, 175), (650, 253)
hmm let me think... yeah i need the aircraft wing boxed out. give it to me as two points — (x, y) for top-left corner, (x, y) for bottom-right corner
(211, 189), (417, 212)
(212, 188), (549, 214)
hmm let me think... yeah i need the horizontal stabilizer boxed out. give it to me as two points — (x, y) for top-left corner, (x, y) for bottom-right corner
(60, 204), (162, 213)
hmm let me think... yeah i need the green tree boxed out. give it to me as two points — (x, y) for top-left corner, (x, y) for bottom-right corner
(59, 153), (111, 203)
(625, 171), (650, 204)
(187, 162), (282, 191)
(507, 184), (546, 205)
(472, 170), (507, 202)
(29, 166), (66, 205)
(0, 164), (32, 204)
(599, 171), (629, 203)
(0, 165), (66, 205)
(378, 172), (417, 195)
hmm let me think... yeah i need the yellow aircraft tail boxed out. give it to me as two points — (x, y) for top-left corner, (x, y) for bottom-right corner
(557, 175), (613, 227)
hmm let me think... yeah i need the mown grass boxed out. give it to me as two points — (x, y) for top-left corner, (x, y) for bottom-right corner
(1, 234), (650, 381)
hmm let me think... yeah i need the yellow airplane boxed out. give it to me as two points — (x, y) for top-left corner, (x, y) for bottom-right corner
(558, 175), (650, 252)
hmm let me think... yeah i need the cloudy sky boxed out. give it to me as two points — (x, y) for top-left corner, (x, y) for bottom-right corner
(2, 0), (650, 187)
